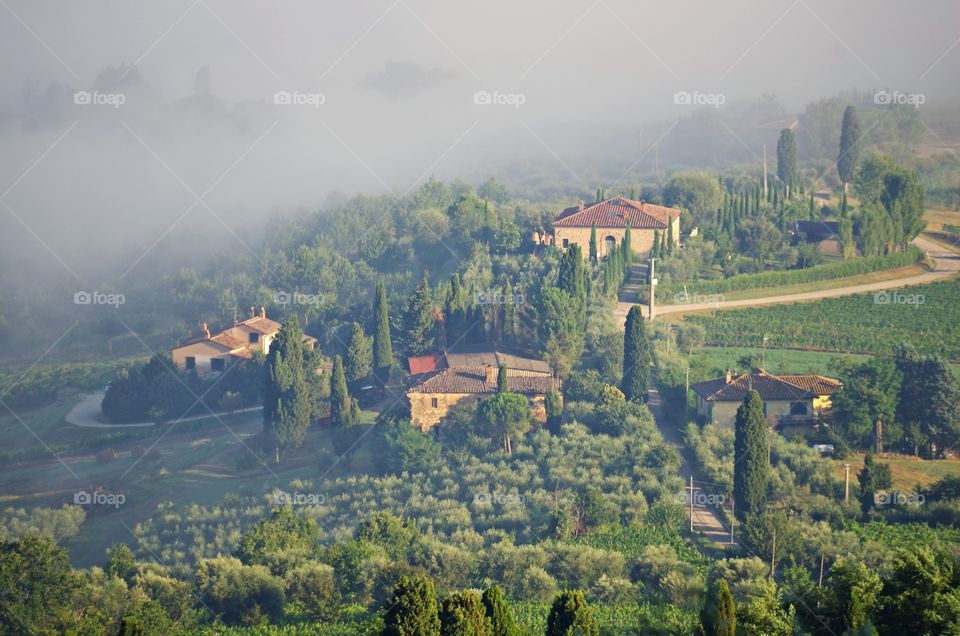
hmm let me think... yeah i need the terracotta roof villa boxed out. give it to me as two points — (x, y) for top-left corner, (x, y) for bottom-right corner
(544, 197), (682, 259)
(690, 369), (842, 429)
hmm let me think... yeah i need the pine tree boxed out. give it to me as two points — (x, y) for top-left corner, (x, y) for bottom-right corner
(776, 128), (798, 187)
(372, 280), (393, 386)
(546, 591), (598, 636)
(382, 576), (441, 636)
(440, 591), (491, 636)
(482, 586), (520, 636)
(345, 322), (373, 383)
(588, 222), (598, 265)
(263, 315), (311, 462)
(700, 578), (736, 636)
(838, 105), (862, 191)
(733, 390), (769, 520)
(621, 305), (652, 402)
(404, 274), (436, 355)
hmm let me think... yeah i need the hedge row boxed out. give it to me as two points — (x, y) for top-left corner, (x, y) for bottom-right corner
(657, 246), (922, 301)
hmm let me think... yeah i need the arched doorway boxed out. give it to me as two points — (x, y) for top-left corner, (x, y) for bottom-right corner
(604, 235), (617, 256)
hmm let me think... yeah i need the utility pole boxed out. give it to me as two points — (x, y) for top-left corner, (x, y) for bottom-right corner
(843, 464), (851, 503)
(689, 475), (695, 532)
(762, 144), (769, 199)
(817, 554), (825, 607)
(730, 497), (735, 545)
(648, 257), (657, 322)
(685, 367), (690, 395)
(876, 418), (884, 454)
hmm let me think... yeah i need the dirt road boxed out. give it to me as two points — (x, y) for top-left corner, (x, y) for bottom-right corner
(616, 235), (960, 326)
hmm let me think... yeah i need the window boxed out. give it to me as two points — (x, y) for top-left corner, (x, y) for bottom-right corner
(790, 401), (808, 416)
(210, 358), (225, 372)
(431, 398), (439, 408)
(248, 332), (259, 344)
(562, 238), (569, 247)
(185, 356), (195, 370)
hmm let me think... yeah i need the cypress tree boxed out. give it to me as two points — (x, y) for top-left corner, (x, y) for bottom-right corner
(588, 222), (598, 265)
(544, 389), (563, 435)
(496, 364), (508, 393)
(546, 591), (598, 636)
(838, 105), (862, 191)
(776, 128), (798, 187)
(263, 315), (311, 462)
(666, 218), (675, 255)
(621, 305), (652, 402)
(345, 322), (373, 383)
(733, 390), (769, 520)
(329, 355), (356, 428)
(499, 279), (517, 343)
(445, 273), (468, 346)
(482, 586), (520, 636)
(440, 591), (491, 636)
(382, 576), (441, 636)
(809, 193), (817, 221)
(403, 274), (436, 355)
(372, 280), (393, 386)
(700, 578), (736, 636)
(623, 221), (633, 267)
(652, 230), (661, 258)
(840, 191), (849, 218)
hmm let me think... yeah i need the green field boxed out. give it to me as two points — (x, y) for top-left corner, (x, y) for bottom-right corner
(685, 277), (960, 360)
(690, 346), (869, 376)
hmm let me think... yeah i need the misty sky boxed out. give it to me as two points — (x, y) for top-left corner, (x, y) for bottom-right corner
(1, 0), (958, 281)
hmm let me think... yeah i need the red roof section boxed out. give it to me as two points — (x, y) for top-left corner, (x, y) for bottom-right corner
(408, 353), (447, 375)
(552, 197), (680, 229)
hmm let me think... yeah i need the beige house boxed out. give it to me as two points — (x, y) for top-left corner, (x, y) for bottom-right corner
(171, 307), (316, 374)
(691, 370), (842, 430)
(407, 362), (560, 432)
(545, 197), (681, 258)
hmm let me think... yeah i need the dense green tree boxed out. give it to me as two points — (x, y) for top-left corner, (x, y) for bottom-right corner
(106, 543), (137, 582)
(0, 537), (78, 634)
(540, 287), (585, 378)
(735, 578), (796, 636)
(822, 558), (882, 633)
(477, 391), (531, 455)
(482, 586), (520, 636)
(895, 347), (960, 455)
(776, 128), (798, 190)
(236, 507), (320, 571)
(263, 315), (312, 461)
(838, 105), (862, 189)
(733, 391), (768, 520)
(831, 357), (900, 449)
(544, 387), (563, 433)
(857, 452), (892, 515)
(404, 275), (437, 355)
(439, 590), (491, 636)
(877, 547), (960, 634)
(545, 590), (599, 636)
(345, 322), (373, 383)
(373, 280), (394, 386)
(330, 355), (361, 465)
(621, 305), (652, 402)
(557, 244), (586, 315)
(382, 575), (441, 636)
(663, 172), (723, 228)
(373, 415), (441, 474)
(478, 178), (510, 204)
(284, 562), (341, 620)
(194, 556), (286, 625)
(700, 578), (736, 636)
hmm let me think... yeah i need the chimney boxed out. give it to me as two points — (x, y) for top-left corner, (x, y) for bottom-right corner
(201, 322), (211, 339)
(249, 306), (255, 319)
(578, 200), (585, 212)
(725, 369), (732, 384)
(484, 364), (497, 385)
(259, 306), (266, 319)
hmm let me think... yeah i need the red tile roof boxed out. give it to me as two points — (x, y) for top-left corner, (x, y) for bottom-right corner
(240, 316), (283, 335)
(552, 197), (680, 229)
(408, 353), (447, 375)
(691, 370), (842, 403)
(408, 366), (560, 395)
